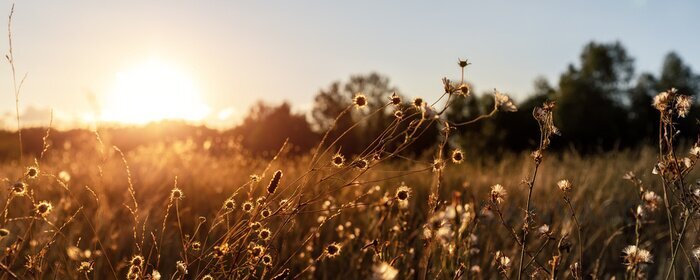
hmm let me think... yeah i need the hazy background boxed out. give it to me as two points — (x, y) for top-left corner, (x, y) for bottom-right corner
(1, 0), (699, 128)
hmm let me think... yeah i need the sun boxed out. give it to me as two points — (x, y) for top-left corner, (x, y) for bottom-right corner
(101, 59), (210, 124)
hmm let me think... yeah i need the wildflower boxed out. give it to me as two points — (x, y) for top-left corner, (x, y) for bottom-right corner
(0, 229), (9, 238)
(11, 181), (26, 196)
(171, 187), (184, 200)
(676, 94), (692, 117)
(390, 92), (401, 106)
(262, 254), (273, 266)
(495, 251), (511, 270)
(623, 245), (652, 268)
(77, 261), (93, 273)
(250, 174), (261, 182)
(130, 255), (144, 267)
(395, 185), (411, 201)
(557, 179), (572, 193)
(331, 153), (345, 167)
(413, 97), (424, 109)
(393, 110), (403, 119)
(176, 260), (187, 275)
(490, 184), (507, 204)
(267, 170), (283, 194)
(250, 244), (265, 257)
(35, 201), (53, 217)
(371, 261), (399, 280)
(223, 198), (236, 210)
(26, 166), (39, 179)
(653, 89), (673, 112)
(259, 228), (272, 240)
(242, 201), (254, 212)
(353, 93), (368, 108)
(451, 149), (464, 164)
(494, 89), (517, 112)
(325, 243), (341, 258)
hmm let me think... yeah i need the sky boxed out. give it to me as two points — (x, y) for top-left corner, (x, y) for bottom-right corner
(0, 1), (699, 129)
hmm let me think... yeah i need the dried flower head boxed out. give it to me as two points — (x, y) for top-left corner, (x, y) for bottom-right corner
(171, 187), (184, 200)
(202, 275), (214, 280)
(393, 110), (404, 119)
(35, 201), (53, 217)
(250, 244), (265, 257)
(223, 199), (236, 210)
(395, 185), (411, 201)
(557, 179), (572, 193)
(353, 94), (368, 108)
(130, 255), (144, 267)
(642, 191), (661, 212)
(653, 89), (673, 112)
(432, 158), (444, 172)
(250, 222), (262, 231)
(442, 78), (456, 94)
(538, 224), (551, 236)
(261, 208), (271, 218)
(259, 228), (271, 240)
(26, 166), (39, 179)
(623, 245), (652, 268)
(325, 243), (341, 258)
(242, 201), (254, 212)
(458, 84), (471, 96)
(451, 149), (464, 164)
(267, 170), (283, 194)
(490, 184), (507, 204)
(11, 181), (26, 196)
(494, 89), (517, 112)
(413, 97), (424, 109)
(676, 94), (692, 118)
(262, 254), (273, 266)
(458, 58), (470, 68)
(332, 153), (345, 167)
(191, 241), (201, 251)
(390, 92), (401, 106)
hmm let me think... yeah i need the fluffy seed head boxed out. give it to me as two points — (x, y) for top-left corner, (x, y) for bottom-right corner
(557, 179), (572, 193)
(676, 94), (692, 118)
(623, 245), (652, 268)
(653, 89), (672, 112)
(494, 89), (517, 112)
(490, 184), (507, 204)
(372, 261), (399, 280)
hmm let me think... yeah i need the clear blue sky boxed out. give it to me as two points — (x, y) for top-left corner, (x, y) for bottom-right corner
(1, 1), (699, 128)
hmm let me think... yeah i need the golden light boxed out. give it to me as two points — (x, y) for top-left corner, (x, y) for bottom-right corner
(101, 59), (210, 124)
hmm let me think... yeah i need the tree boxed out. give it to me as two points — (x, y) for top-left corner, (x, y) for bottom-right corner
(233, 101), (317, 154)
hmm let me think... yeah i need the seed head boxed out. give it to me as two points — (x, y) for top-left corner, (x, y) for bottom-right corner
(35, 201), (53, 217)
(250, 244), (265, 257)
(353, 94), (368, 108)
(176, 260), (187, 275)
(250, 222), (262, 231)
(676, 94), (692, 118)
(259, 228), (272, 240)
(623, 245), (652, 268)
(393, 110), (403, 119)
(331, 153), (345, 167)
(242, 201), (254, 212)
(26, 166), (39, 179)
(261, 208), (271, 218)
(267, 170), (283, 194)
(413, 97), (424, 109)
(490, 184), (507, 204)
(458, 84), (471, 96)
(390, 92), (401, 106)
(451, 149), (464, 164)
(653, 89), (672, 112)
(250, 174), (261, 182)
(458, 58), (470, 68)
(325, 243), (341, 258)
(395, 185), (411, 201)
(11, 181), (27, 196)
(494, 89), (517, 112)
(191, 241), (201, 251)
(495, 251), (511, 270)
(262, 254), (273, 266)
(224, 199), (236, 210)
(77, 261), (93, 274)
(171, 188), (184, 200)
(353, 159), (369, 170)
(0, 228), (9, 238)
(202, 275), (214, 280)
(557, 179), (572, 193)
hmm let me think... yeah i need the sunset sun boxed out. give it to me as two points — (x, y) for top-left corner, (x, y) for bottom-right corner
(101, 59), (210, 124)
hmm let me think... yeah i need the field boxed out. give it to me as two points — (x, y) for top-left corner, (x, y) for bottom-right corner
(1, 101), (699, 280)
